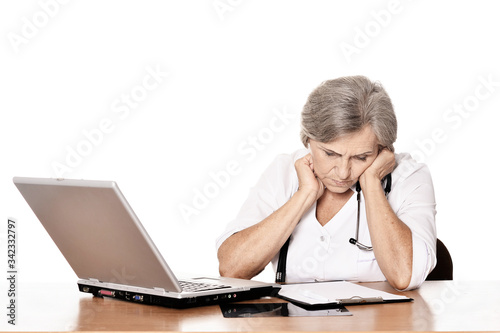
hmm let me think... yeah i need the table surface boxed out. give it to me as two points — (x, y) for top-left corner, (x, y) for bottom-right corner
(3, 280), (500, 332)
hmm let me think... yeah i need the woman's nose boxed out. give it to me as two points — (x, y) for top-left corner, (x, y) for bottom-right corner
(336, 159), (351, 180)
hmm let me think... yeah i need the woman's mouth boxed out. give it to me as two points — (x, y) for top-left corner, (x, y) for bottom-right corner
(330, 179), (351, 187)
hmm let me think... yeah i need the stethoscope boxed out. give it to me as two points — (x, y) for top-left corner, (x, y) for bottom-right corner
(348, 173), (392, 251)
(275, 174), (392, 283)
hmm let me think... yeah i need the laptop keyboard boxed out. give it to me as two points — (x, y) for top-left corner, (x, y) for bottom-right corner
(178, 280), (231, 292)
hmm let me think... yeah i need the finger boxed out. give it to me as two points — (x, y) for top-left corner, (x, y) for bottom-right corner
(302, 154), (315, 172)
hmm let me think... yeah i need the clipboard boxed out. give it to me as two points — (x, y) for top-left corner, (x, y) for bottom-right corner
(277, 281), (413, 309)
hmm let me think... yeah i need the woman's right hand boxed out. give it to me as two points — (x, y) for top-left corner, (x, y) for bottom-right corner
(294, 153), (325, 202)
(219, 153), (325, 280)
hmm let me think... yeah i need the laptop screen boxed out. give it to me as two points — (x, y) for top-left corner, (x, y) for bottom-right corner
(13, 177), (182, 292)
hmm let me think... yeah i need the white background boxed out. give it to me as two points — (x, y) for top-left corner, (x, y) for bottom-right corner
(1, 0), (499, 300)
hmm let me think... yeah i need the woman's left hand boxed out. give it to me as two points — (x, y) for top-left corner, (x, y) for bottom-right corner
(359, 148), (396, 186)
(359, 148), (413, 290)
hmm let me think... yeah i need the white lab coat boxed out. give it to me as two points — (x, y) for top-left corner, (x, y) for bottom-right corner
(216, 149), (437, 290)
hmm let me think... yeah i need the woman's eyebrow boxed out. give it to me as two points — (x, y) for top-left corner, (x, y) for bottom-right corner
(354, 150), (374, 156)
(320, 147), (340, 155)
(320, 146), (374, 157)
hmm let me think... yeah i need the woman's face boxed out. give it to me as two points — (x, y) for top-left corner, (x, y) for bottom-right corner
(309, 125), (380, 194)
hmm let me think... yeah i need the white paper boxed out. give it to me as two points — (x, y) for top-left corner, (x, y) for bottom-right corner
(278, 281), (410, 305)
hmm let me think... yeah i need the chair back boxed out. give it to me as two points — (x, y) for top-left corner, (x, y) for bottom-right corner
(426, 238), (453, 280)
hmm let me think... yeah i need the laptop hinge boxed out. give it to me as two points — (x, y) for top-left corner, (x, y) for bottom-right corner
(153, 287), (165, 292)
(89, 278), (100, 283)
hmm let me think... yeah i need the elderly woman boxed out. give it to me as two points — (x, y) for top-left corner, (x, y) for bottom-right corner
(216, 76), (437, 291)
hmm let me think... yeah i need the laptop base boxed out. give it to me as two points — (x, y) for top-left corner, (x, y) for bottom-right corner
(78, 283), (279, 309)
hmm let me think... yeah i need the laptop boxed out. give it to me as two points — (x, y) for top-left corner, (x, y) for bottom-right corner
(13, 177), (280, 308)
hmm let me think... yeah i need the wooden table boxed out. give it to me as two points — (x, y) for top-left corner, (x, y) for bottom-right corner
(5, 280), (500, 332)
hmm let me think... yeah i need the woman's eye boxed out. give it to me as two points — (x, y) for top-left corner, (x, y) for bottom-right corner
(325, 151), (337, 157)
(356, 156), (367, 161)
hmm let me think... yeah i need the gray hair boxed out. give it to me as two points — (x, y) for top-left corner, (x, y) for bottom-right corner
(300, 76), (397, 151)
